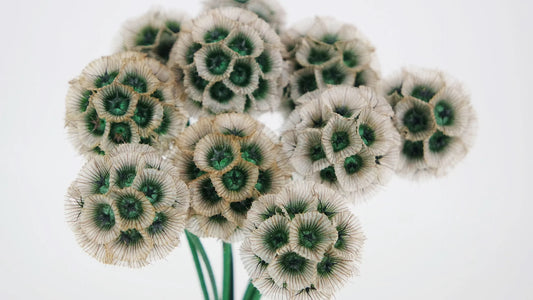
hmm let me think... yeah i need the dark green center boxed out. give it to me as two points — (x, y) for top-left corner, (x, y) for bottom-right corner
(132, 100), (154, 127)
(253, 79), (269, 100)
(228, 34), (254, 56)
(309, 143), (326, 162)
(278, 252), (308, 275)
(92, 203), (115, 230)
(154, 109), (170, 135)
(344, 154), (363, 174)
(104, 90), (131, 116)
(403, 107), (429, 133)
(190, 69), (208, 91)
(334, 224), (348, 250)
(320, 166), (337, 183)
(322, 34), (338, 44)
(284, 199), (309, 219)
(411, 85), (436, 102)
(308, 48), (331, 65)
(255, 52), (272, 74)
(388, 85), (403, 97)
(359, 124), (375, 146)
(208, 144), (234, 170)
(199, 179), (224, 205)
(95, 71), (118, 88)
(154, 31), (176, 62)
(334, 106), (352, 118)
(343, 51), (358, 68)
(222, 167), (248, 191)
(298, 224), (322, 249)
(229, 197), (254, 215)
(118, 229), (143, 246)
(206, 50), (231, 75)
(255, 169), (272, 194)
(109, 122), (132, 144)
(204, 27), (229, 43)
(229, 62), (252, 87)
(297, 73), (318, 95)
(115, 165), (136, 188)
(186, 43), (202, 65)
(79, 90), (92, 112)
(139, 180), (163, 204)
(210, 82), (234, 103)
(116, 195), (144, 220)
(186, 161), (206, 181)
(317, 255), (338, 276)
(150, 89), (164, 101)
(402, 140), (424, 159)
(165, 21), (180, 33)
(136, 26), (158, 46)
(93, 171), (110, 194)
(85, 109), (106, 136)
(241, 143), (262, 165)
(331, 131), (350, 152)
(434, 101), (454, 126)
(147, 212), (168, 235)
(317, 201), (337, 219)
(428, 131), (451, 153)
(322, 65), (346, 85)
(354, 71), (367, 87)
(209, 214), (228, 224)
(264, 225), (289, 251)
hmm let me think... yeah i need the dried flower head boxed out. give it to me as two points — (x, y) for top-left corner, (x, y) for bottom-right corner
(241, 181), (365, 299)
(65, 144), (190, 268)
(281, 86), (400, 200)
(168, 7), (287, 116)
(203, 0), (286, 33)
(380, 68), (477, 178)
(117, 8), (190, 63)
(65, 52), (188, 157)
(281, 16), (380, 112)
(170, 113), (292, 242)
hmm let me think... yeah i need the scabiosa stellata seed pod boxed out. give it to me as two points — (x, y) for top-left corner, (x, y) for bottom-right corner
(281, 16), (380, 113)
(241, 181), (365, 299)
(281, 86), (399, 200)
(64, 144), (190, 267)
(168, 7), (287, 116)
(203, 0), (286, 34)
(170, 113), (292, 242)
(117, 8), (190, 63)
(65, 52), (188, 157)
(380, 67), (477, 178)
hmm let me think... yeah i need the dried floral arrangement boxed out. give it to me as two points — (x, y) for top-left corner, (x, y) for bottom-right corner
(64, 1), (477, 300)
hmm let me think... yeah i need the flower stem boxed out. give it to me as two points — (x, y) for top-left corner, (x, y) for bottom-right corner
(242, 281), (260, 300)
(185, 230), (209, 300)
(223, 242), (234, 300)
(190, 233), (219, 300)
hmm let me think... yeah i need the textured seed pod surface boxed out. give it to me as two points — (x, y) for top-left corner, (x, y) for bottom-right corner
(281, 16), (380, 113)
(171, 113), (292, 242)
(203, 0), (286, 34)
(281, 86), (400, 200)
(169, 7), (287, 116)
(117, 8), (190, 63)
(65, 52), (188, 157)
(64, 144), (190, 268)
(380, 68), (477, 178)
(241, 181), (365, 299)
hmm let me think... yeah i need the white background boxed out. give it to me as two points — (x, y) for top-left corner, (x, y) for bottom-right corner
(0, 0), (532, 299)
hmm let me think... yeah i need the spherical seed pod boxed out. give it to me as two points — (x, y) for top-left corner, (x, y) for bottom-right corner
(241, 181), (365, 299)
(65, 52), (188, 157)
(117, 8), (190, 63)
(64, 144), (190, 268)
(281, 86), (400, 200)
(168, 7), (288, 116)
(281, 16), (380, 113)
(203, 0), (286, 34)
(380, 67), (478, 178)
(170, 113), (292, 242)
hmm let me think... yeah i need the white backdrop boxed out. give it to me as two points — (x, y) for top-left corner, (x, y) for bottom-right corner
(0, 0), (532, 299)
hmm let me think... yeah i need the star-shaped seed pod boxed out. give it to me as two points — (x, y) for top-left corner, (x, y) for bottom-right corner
(281, 16), (380, 113)
(170, 113), (292, 242)
(168, 7), (288, 116)
(65, 52), (188, 157)
(203, 0), (286, 34)
(241, 181), (365, 299)
(117, 8), (190, 63)
(281, 86), (400, 200)
(64, 144), (190, 268)
(380, 67), (477, 178)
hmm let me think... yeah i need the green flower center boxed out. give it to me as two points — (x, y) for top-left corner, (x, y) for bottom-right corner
(317, 201), (337, 219)
(109, 122), (132, 144)
(322, 34), (338, 44)
(228, 34), (254, 56)
(136, 26), (158, 46)
(333, 106), (352, 118)
(147, 212), (168, 235)
(79, 90), (92, 112)
(253, 78), (269, 100)
(93, 203), (115, 230)
(331, 131), (350, 152)
(402, 140), (424, 159)
(229, 197), (254, 215)
(309, 143), (326, 162)
(322, 65), (346, 85)
(85, 109), (106, 136)
(93, 146), (105, 155)
(204, 27), (229, 43)
(104, 90), (131, 116)
(317, 255), (338, 276)
(222, 167), (248, 191)
(344, 154), (363, 174)
(255, 52), (271, 74)
(411, 85), (436, 102)
(241, 143), (262, 165)
(190, 69), (208, 91)
(354, 71), (367, 87)
(95, 70), (118, 88)
(403, 107), (429, 133)
(122, 73), (147, 93)
(150, 89), (164, 101)
(186, 43), (202, 65)
(434, 101), (454, 126)
(428, 131), (451, 153)
(298, 224), (322, 249)
(118, 229), (143, 246)
(297, 73), (318, 95)
(186, 161), (206, 181)
(115, 165), (136, 188)
(359, 124), (375, 146)
(205, 50), (231, 75)
(284, 199), (309, 219)
(279, 252), (308, 275)
(308, 48), (331, 65)
(132, 100), (154, 127)
(255, 169), (272, 194)
(154, 109), (170, 135)
(334, 224), (348, 250)
(165, 21), (180, 33)
(139, 180), (163, 204)
(199, 179), (223, 205)
(209, 82), (234, 103)
(320, 166), (337, 183)
(229, 62), (252, 87)
(264, 225), (289, 251)
(388, 85), (403, 97)
(155, 31), (177, 62)
(208, 144), (234, 170)
(117, 195), (144, 220)
(209, 214), (228, 224)
(92, 171), (110, 194)
(343, 51), (358, 68)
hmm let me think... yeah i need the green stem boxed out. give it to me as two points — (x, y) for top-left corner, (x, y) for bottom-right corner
(242, 281), (259, 300)
(251, 289), (261, 300)
(223, 242), (234, 300)
(190, 233), (219, 300)
(185, 230), (209, 300)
